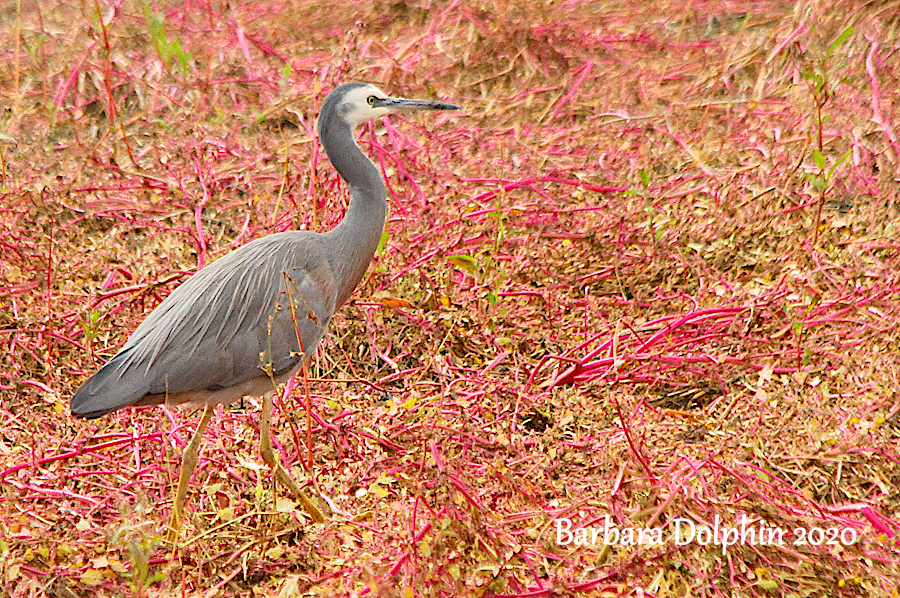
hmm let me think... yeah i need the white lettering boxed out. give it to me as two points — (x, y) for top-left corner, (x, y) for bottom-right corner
(695, 524), (712, 545)
(603, 516), (619, 545)
(574, 527), (588, 546)
(554, 516), (803, 552)
(555, 518), (573, 545)
(643, 527), (663, 545)
(719, 523), (739, 554)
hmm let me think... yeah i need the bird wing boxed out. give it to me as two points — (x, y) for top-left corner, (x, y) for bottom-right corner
(71, 232), (338, 418)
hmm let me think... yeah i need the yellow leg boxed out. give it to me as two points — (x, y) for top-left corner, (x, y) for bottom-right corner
(167, 404), (215, 543)
(258, 392), (326, 523)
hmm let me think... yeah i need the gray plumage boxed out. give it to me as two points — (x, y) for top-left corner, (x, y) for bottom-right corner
(72, 82), (459, 419)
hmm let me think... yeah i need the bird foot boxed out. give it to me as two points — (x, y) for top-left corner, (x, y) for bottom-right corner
(165, 515), (182, 545)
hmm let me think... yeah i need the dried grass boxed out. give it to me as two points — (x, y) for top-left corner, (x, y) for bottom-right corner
(1, 0), (899, 596)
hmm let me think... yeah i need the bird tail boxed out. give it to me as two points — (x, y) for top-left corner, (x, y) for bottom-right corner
(71, 347), (149, 419)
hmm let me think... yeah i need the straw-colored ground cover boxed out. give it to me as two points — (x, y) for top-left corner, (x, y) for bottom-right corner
(2, 0), (899, 595)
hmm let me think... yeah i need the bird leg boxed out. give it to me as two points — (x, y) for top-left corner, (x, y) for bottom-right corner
(258, 392), (326, 523)
(167, 403), (215, 543)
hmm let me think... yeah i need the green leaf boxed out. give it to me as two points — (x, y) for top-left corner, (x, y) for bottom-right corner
(376, 230), (389, 254)
(801, 71), (822, 85)
(639, 168), (650, 189)
(828, 26), (854, 54)
(803, 348), (812, 366)
(808, 173), (826, 191)
(448, 254), (477, 274)
(654, 221), (670, 241)
(828, 149), (851, 179)
(485, 290), (498, 308)
(812, 149), (826, 171)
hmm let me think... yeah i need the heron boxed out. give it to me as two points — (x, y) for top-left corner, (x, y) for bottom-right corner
(71, 82), (459, 539)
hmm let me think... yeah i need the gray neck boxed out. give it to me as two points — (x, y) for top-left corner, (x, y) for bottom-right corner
(321, 121), (387, 307)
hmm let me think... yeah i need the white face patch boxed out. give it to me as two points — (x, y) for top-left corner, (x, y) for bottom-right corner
(339, 84), (391, 128)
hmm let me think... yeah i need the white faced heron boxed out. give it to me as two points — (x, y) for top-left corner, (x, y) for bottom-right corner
(71, 82), (459, 539)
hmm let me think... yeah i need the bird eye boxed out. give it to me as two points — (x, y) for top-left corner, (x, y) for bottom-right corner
(367, 95), (377, 106)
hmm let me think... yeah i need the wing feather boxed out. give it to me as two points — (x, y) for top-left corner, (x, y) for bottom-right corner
(71, 232), (338, 418)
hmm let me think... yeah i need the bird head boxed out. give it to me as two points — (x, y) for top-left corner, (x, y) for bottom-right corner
(323, 82), (459, 132)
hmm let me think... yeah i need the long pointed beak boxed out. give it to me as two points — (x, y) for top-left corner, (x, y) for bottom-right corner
(375, 97), (460, 112)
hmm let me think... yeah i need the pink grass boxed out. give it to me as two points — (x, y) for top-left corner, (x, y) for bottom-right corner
(1, 0), (900, 596)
